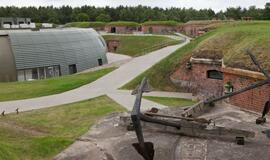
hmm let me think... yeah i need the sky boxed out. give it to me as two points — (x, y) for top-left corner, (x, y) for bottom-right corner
(0, 0), (268, 12)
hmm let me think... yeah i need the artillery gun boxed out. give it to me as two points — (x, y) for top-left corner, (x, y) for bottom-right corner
(130, 50), (270, 160)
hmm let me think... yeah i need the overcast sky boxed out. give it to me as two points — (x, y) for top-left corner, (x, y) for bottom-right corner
(0, 0), (268, 12)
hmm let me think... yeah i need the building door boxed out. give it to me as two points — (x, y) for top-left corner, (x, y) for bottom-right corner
(148, 27), (153, 34)
(111, 27), (116, 33)
(69, 64), (77, 74)
(98, 59), (103, 66)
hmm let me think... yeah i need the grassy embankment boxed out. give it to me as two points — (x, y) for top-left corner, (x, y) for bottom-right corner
(0, 95), (126, 160)
(143, 96), (196, 107)
(103, 35), (181, 56)
(122, 21), (270, 91)
(0, 67), (115, 101)
(65, 21), (106, 28)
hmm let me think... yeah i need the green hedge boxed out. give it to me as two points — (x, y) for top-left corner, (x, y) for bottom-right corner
(142, 21), (181, 26)
(106, 21), (139, 27)
(65, 22), (106, 28)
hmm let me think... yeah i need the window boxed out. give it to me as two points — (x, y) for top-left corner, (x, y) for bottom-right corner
(38, 67), (45, 79)
(17, 65), (61, 81)
(207, 70), (223, 80)
(17, 70), (25, 81)
(46, 66), (54, 78)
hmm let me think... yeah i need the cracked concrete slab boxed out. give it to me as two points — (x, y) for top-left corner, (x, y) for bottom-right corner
(54, 104), (270, 160)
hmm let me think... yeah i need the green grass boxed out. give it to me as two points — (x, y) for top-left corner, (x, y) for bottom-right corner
(122, 21), (270, 91)
(0, 95), (126, 160)
(106, 21), (139, 27)
(65, 21), (106, 28)
(121, 31), (216, 91)
(143, 96), (195, 107)
(193, 21), (270, 71)
(142, 20), (181, 26)
(0, 67), (115, 101)
(103, 35), (181, 56)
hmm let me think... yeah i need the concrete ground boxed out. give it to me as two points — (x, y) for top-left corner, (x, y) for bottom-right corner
(0, 38), (189, 114)
(54, 103), (270, 160)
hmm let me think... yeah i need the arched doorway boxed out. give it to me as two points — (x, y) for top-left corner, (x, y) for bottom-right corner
(111, 27), (116, 33)
(148, 27), (153, 34)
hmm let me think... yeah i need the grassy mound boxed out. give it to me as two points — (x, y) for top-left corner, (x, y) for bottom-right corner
(65, 22), (106, 28)
(0, 67), (115, 101)
(0, 95), (126, 160)
(106, 21), (139, 27)
(142, 21), (180, 26)
(122, 21), (270, 91)
(193, 21), (270, 71)
(103, 35), (181, 56)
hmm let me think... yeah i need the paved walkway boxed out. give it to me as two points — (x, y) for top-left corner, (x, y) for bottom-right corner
(0, 39), (190, 114)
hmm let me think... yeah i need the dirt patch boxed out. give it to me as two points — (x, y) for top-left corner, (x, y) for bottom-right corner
(0, 121), (46, 136)
(192, 49), (223, 60)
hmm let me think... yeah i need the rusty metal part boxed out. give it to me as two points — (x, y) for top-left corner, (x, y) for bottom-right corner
(262, 130), (270, 139)
(145, 112), (211, 124)
(131, 78), (257, 160)
(147, 107), (159, 114)
(205, 51), (270, 106)
(131, 77), (154, 160)
(204, 79), (269, 104)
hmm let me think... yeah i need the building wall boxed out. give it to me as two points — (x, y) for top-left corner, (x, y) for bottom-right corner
(171, 57), (270, 113)
(142, 25), (177, 34)
(0, 17), (31, 28)
(171, 60), (224, 99)
(106, 40), (120, 53)
(182, 24), (205, 37)
(0, 35), (17, 82)
(105, 26), (137, 34)
(223, 68), (270, 113)
(0, 29), (108, 82)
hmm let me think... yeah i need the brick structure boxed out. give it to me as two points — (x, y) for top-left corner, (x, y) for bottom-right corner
(171, 57), (224, 98)
(142, 25), (178, 34)
(181, 20), (222, 37)
(106, 40), (120, 53)
(105, 25), (138, 34)
(171, 56), (270, 113)
(222, 67), (269, 113)
(241, 17), (253, 21)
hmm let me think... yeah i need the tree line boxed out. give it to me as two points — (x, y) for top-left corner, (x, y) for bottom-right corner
(0, 3), (269, 24)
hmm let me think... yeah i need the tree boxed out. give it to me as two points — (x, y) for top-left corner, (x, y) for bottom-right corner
(96, 13), (111, 22)
(225, 7), (243, 20)
(264, 3), (270, 20)
(76, 13), (89, 22)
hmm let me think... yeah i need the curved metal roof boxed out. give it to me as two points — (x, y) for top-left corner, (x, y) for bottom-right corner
(8, 29), (107, 74)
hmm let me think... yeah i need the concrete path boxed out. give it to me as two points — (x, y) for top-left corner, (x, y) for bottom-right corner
(106, 52), (132, 64)
(0, 39), (190, 114)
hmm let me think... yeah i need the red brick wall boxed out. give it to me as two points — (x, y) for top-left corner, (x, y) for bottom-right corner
(171, 62), (224, 98)
(105, 26), (137, 34)
(182, 24), (205, 37)
(142, 25), (177, 34)
(223, 71), (270, 113)
(171, 59), (270, 113)
(106, 40), (120, 53)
